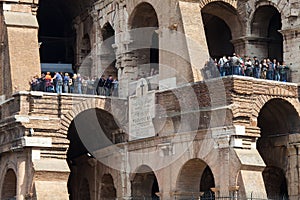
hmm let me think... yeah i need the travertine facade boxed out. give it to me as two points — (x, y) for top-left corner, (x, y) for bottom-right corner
(0, 0), (300, 200)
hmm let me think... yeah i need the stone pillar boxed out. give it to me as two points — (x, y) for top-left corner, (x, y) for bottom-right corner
(90, 10), (99, 79)
(32, 159), (70, 200)
(178, 1), (210, 82)
(287, 144), (300, 200)
(232, 36), (270, 59)
(116, 51), (138, 98)
(120, 145), (132, 200)
(0, 0), (41, 98)
(17, 153), (28, 200)
(280, 27), (300, 83)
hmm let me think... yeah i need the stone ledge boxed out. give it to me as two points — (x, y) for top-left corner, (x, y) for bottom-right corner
(22, 136), (52, 147)
(4, 11), (38, 28)
(234, 149), (265, 171)
(33, 159), (70, 172)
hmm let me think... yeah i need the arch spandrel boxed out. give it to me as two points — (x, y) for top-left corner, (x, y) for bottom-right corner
(60, 98), (127, 136)
(127, 1), (161, 29)
(251, 86), (300, 120)
(199, 0), (238, 10)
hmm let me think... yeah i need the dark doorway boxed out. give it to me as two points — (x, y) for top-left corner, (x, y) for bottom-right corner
(1, 169), (17, 200)
(131, 165), (160, 200)
(37, 0), (75, 64)
(257, 98), (300, 199)
(129, 2), (159, 77)
(101, 174), (117, 200)
(202, 13), (234, 59)
(100, 23), (117, 78)
(251, 6), (283, 62)
(176, 159), (215, 199)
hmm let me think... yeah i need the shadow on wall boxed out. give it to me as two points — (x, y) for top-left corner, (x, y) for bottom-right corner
(201, 58), (220, 79)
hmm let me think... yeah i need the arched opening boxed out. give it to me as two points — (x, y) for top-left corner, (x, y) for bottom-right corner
(262, 166), (288, 199)
(37, 0), (94, 73)
(176, 159), (215, 199)
(37, 0), (75, 64)
(100, 174), (117, 200)
(251, 6), (283, 61)
(1, 169), (17, 200)
(131, 165), (160, 199)
(99, 23), (117, 79)
(67, 108), (123, 199)
(201, 2), (239, 59)
(257, 99), (300, 199)
(129, 2), (159, 79)
(79, 178), (91, 200)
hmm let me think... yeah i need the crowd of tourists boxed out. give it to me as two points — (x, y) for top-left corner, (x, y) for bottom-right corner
(30, 54), (290, 95)
(214, 53), (290, 81)
(29, 72), (119, 96)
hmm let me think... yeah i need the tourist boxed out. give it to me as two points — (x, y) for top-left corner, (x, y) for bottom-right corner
(253, 56), (260, 78)
(112, 78), (119, 97)
(261, 59), (268, 79)
(244, 57), (253, 77)
(97, 75), (106, 96)
(218, 55), (227, 77)
(76, 74), (83, 94)
(87, 76), (96, 95)
(63, 73), (70, 93)
(266, 59), (274, 80)
(53, 72), (63, 94)
(104, 75), (113, 96)
(230, 53), (242, 75)
(45, 72), (53, 92)
(274, 60), (280, 81)
(280, 62), (289, 82)
(30, 75), (40, 91)
(71, 74), (77, 93)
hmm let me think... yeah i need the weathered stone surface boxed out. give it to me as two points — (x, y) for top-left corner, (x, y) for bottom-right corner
(1, 0), (300, 199)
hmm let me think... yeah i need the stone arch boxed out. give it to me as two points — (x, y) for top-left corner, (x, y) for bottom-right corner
(175, 158), (215, 199)
(79, 178), (91, 200)
(199, 0), (238, 10)
(250, 4), (283, 61)
(128, 2), (159, 29)
(257, 98), (300, 137)
(128, 2), (159, 80)
(99, 22), (117, 79)
(256, 98), (299, 199)
(251, 93), (300, 124)
(131, 165), (160, 199)
(65, 98), (126, 199)
(60, 98), (112, 135)
(67, 107), (124, 159)
(200, 0), (243, 40)
(1, 169), (17, 200)
(100, 174), (117, 200)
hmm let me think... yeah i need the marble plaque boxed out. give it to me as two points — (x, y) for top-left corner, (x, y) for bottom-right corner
(129, 78), (155, 140)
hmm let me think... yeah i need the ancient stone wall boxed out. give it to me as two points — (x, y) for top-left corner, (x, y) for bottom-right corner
(0, 77), (299, 199)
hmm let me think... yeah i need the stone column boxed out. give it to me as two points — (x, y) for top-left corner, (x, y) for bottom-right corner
(280, 27), (300, 83)
(177, 1), (210, 82)
(17, 153), (28, 200)
(0, 0), (40, 98)
(287, 144), (300, 200)
(120, 145), (132, 200)
(116, 51), (138, 98)
(231, 36), (270, 59)
(90, 10), (99, 78)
